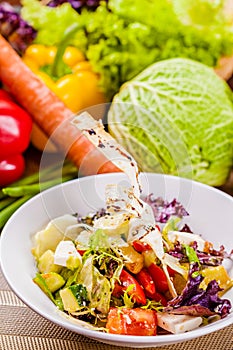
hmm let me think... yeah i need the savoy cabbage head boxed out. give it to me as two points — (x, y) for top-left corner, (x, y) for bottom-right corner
(107, 58), (233, 185)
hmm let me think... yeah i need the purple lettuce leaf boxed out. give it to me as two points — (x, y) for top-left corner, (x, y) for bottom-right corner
(165, 304), (215, 317)
(46, 0), (107, 12)
(167, 262), (231, 318)
(168, 241), (226, 266)
(0, 2), (36, 54)
(144, 195), (189, 223)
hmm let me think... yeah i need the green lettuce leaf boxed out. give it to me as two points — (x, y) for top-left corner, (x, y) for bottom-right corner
(78, 255), (111, 314)
(21, 0), (233, 99)
(21, 0), (87, 48)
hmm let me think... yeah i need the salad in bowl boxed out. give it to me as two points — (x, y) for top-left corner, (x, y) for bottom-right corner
(30, 113), (233, 337)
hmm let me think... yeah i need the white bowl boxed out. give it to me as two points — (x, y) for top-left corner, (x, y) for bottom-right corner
(0, 173), (233, 348)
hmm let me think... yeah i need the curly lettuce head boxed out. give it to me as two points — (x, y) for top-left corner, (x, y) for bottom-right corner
(108, 58), (233, 186)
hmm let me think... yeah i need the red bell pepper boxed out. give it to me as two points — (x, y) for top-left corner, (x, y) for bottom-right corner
(0, 89), (32, 186)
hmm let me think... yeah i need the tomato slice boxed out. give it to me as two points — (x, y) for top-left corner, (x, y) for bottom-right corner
(112, 269), (147, 305)
(135, 267), (156, 299)
(167, 266), (176, 277)
(147, 263), (169, 293)
(132, 240), (152, 253)
(106, 307), (157, 336)
(76, 249), (86, 256)
(151, 292), (167, 306)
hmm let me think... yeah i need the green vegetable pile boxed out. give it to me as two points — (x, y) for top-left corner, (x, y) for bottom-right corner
(21, 0), (233, 99)
(108, 58), (233, 186)
(2, 0), (231, 212)
(0, 161), (77, 230)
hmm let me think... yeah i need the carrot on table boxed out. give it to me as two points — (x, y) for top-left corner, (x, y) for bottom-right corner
(0, 35), (119, 175)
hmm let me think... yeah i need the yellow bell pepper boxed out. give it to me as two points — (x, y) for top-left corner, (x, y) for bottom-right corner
(200, 265), (233, 296)
(22, 44), (106, 151)
(22, 44), (106, 113)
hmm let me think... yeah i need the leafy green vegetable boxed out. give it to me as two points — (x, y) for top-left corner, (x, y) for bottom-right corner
(78, 255), (111, 314)
(123, 284), (135, 308)
(108, 58), (233, 186)
(173, 0), (229, 28)
(21, 0), (233, 99)
(88, 229), (110, 250)
(21, 0), (87, 48)
(184, 245), (200, 265)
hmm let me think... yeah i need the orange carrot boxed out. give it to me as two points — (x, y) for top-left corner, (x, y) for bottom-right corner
(0, 35), (120, 175)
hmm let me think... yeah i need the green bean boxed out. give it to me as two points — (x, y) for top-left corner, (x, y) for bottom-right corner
(0, 197), (16, 210)
(0, 195), (33, 229)
(0, 160), (78, 230)
(2, 175), (75, 197)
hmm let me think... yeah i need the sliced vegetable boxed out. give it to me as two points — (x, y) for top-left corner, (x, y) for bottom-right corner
(78, 255), (112, 314)
(37, 250), (62, 274)
(135, 267), (156, 299)
(114, 245), (144, 274)
(112, 269), (147, 305)
(200, 265), (233, 295)
(33, 273), (57, 304)
(32, 214), (77, 259)
(41, 272), (65, 292)
(60, 284), (88, 312)
(157, 312), (202, 334)
(106, 307), (157, 336)
(132, 240), (152, 253)
(151, 292), (168, 307)
(147, 263), (169, 294)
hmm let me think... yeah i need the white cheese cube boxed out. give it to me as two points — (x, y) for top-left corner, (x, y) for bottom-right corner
(157, 312), (203, 334)
(54, 241), (81, 267)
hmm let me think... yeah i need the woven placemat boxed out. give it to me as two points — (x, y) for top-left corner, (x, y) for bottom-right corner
(0, 268), (232, 350)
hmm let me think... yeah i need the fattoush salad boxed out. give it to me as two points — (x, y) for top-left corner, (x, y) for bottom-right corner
(31, 113), (233, 336)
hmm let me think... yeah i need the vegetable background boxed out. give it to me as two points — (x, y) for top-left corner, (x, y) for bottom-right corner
(21, 0), (233, 99)
(1, 0), (233, 227)
(108, 58), (233, 186)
